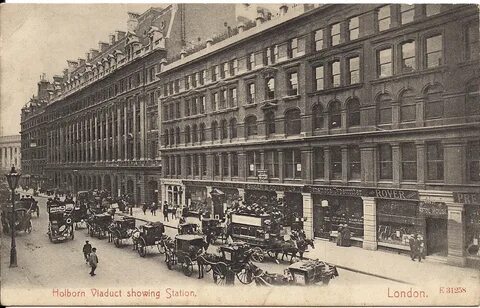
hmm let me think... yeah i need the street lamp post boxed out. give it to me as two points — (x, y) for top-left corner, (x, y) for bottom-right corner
(6, 165), (21, 268)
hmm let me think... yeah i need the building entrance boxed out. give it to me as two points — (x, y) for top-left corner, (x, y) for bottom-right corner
(426, 218), (448, 256)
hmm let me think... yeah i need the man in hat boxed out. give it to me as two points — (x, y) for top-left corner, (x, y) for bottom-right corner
(409, 233), (419, 261)
(82, 240), (92, 264)
(89, 248), (99, 276)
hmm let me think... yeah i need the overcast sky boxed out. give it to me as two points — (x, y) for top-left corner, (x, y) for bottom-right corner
(0, 4), (156, 136)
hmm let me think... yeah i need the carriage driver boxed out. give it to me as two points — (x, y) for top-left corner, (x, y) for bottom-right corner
(82, 240), (92, 263)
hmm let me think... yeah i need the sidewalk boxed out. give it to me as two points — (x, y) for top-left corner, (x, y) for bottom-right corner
(122, 207), (479, 286)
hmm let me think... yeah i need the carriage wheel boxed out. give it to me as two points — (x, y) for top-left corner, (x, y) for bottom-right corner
(138, 239), (147, 257)
(212, 263), (227, 286)
(250, 247), (265, 263)
(236, 267), (253, 285)
(182, 256), (194, 277)
(165, 252), (173, 270)
(26, 221), (32, 233)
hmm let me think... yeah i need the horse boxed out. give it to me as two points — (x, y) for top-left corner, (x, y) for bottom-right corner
(270, 237), (315, 263)
(197, 252), (222, 279)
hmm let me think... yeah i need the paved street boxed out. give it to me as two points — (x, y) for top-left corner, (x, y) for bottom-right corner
(0, 194), (425, 306)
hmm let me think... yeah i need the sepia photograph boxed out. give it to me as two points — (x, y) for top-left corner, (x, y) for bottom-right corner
(0, 1), (479, 306)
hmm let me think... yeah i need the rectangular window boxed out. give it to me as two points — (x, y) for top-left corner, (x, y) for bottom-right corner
(199, 96), (205, 113)
(401, 143), (417, 181)
(379, 144), (393, 180)
(201, 154), (207, 176)
(198, 70), (205, 85)
(331, 23), (341, 46)
(229, 59), (237, 76)
(229, 88), (237, 107)
(349, 17), (359, 41)
(348, 57), (360, 84)
(265, 150), (279, 178)
(314, 29), (324, 51)
(247, 53), (255, 70)
(284, 149), (301, 179)
(313, 148), (324, 179)
(186, 155), (192, 176)
(231, 152), (239, 177)
(287, 72), (298, 96)
(266, 78), (275, 100)
(348, 146), (361, 180)
(425, 4), (441, 17)
(212, 92), (218, 111)
(331, 61), (341, 87)
(164, 156), (170, 175)
(221, 62), (228, 79)
(184, 76), (190, 90)
(426, 35), (443, 68)
(214, 154), (220, 176)
(184, 99), (190, 116)
(191, 73), (197, 88)
(330, 147), (342, 180)
(378, 48), (393, 78)
(211, 66), (218, 82)
(193, 155), (199, 176)
(221, 153), (228, 176)
(247, 151), (260, 177)
(468, 141), (480, 181)
(401, 41), (416, 72)
(219, 89), (226, 109)
(174, 80), (180, 93)
(315, 65), (324, 91)
(400, 4), (415, 25)
(427, 142), (444, 181)
(288, 38), (298, 58)
(378, 5), (391, 31)
(465, 23), (479, 61)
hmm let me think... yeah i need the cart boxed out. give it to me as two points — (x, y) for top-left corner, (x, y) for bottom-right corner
(109, 216), (136, 247)
(288, 259), (339, 285)
(1, 206), (32, 234)
(47, 203), (74, 242)
(132, 222), (166, 257)
(86, 213), (113, 239)
(165, 234), (206, 277)
(178, 222), (201, 235)
(201, 218), (225, 244)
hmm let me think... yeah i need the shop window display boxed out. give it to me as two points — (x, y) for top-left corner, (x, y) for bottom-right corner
(376, 200), (422, 247)
(185, 186), (208, 213)
(465, 205), (480, 258)
(313, 196), (364, 239)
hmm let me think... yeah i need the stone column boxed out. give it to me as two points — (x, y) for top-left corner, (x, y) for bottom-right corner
(140, 96), (146, 160)
(392, 143), (400, 187)
(94, 115), (99, 161)
(238, 151), (246, 180)
(105, 112), (110, 161)
(278, 150), (284, 182)
(324, 148), (331, 183)
(362, 196), (377, 250)
(124, 104), (128, 160)
(301, 148), (313, 184)
(416, 141), (426, 186)
(111, 108), (116, 161)
(301, 192), (314, 239)
(133, 101), (137, 160)
(89, 116), (94, 162)
(447, 202), (466, 267)
(100, 111), (105, 161)
(341, 146), (348, 182)
(360, 144), (376, 186)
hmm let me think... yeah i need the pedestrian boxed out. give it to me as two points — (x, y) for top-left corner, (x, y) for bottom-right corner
(152, 201), (158, 216)
(163, 201), (169, 222)
(142, 203), (148, 215)
(336, 225), (344, 246)
(82, 240), (92, 263)
(342, 224), (351, 247)
(89, 247), (99, 276)
(409, 233), (420, 261)
(171, 204), (177, 220)
(417, 235), (425, 262)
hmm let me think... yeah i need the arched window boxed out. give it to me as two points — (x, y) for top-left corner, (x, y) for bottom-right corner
(329, 101), (342, 129)
(211, 121), (218, 140)
(265, 111), (276, 136)
(192, 124), (198, 143)
(175, 127), (181, 144)
(285, 109), (301, 135)
(347, 99), (360, 127)
(312, 104), (324, 130)
(229, 118), (237, 139)
(199, 123), (206, 142)
(170, 130), (175, 146)
(400, 90), (416, 122)
(424, 84), (444, 119)
(376, 93), (392, 124)
(466, 82), (480, 116)
(220, 119), (228, 140)
(265, 77), (275, 99)
(164, 129), (169, 145)
(185, 125), (191, 143)
(245, 115), (257, 137)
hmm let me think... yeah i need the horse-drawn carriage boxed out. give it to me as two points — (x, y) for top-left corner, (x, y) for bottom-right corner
(16, 198), (39, 218)
(201, 218), (225, 244)
(178, 222), (201, 235)
(109, 216), (136, 247)
(86, 213), (113, 239)
(132, 222), (166, 257)
(1, 206), (33, 234)
(229, 213), (314, 263)
(165, 234), (207, 277)
(47, 203), (74, 242)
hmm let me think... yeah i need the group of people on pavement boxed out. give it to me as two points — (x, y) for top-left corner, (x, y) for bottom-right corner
(409, 233), (425, 262)
(141, 201), (178, 221)
(336, 224), (352, 247)
(82, 241), (99, 276)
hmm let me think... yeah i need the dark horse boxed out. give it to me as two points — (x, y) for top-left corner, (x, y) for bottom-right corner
(271, 237), (315, 263)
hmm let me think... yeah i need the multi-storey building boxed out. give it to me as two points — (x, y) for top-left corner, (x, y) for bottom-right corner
(20, 75), (50, 188)
(0, 135), (21, 174)
(158, 4), (479, 267)
(41, 4), (236, 203)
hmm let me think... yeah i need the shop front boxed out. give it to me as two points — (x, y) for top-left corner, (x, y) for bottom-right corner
(419, 201), (448, 256)
(454, 192), (480, 267)
(210, 187), (239, 219)
(160, 179), (185, 207)
(185, 185), (208, 214)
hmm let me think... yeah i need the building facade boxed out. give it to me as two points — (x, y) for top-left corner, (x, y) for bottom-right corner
(37, 4), (236, 203)
(158, 4), (479, 267)
(0, 135), (21, 174)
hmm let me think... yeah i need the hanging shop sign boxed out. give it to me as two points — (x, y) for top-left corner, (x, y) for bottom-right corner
(453, 192), (480, 205)
(419, 201), (448, 217)
(307, 186), (364, 197)
(371, 189), (419, 201)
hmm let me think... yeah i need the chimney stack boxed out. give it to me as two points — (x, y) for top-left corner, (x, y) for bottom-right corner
(90, 49), (100, 59)
(78, 58), (86, 66)
(98, 41), (109, 52)
(206, 38), (213, 48)
(115, 30), (126, 40)
(127, 12), (140, 32)
(109, 34), (116, 45)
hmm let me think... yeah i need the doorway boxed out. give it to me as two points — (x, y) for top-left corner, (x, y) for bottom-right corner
(426, 218), (448, 256)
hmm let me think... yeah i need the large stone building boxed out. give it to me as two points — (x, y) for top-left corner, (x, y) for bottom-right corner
(157, 4), (479, 267)
(0, 135), (21, 174)
(38, 4), (236, 202)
